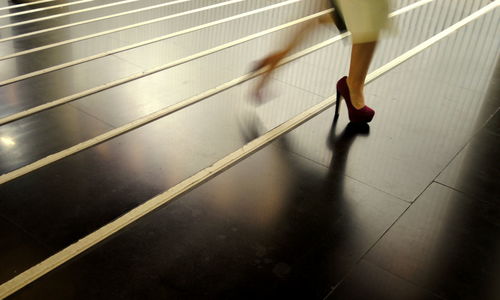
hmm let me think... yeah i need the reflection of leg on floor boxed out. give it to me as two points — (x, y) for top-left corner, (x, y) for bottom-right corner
(326, 121), (370, 183)
(252, 121), (370, 298)
(236, 100), (266, 142)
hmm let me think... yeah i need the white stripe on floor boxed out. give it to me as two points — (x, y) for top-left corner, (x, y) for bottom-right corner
(0, 0), (183, 30)
(1, 0), (209, 43)
(0, 0), (56, 12)
(0, 0), (243, 59)
(0, 0), (94, 19)
(0, 0), (299, 86)
(0, 6), (325, 126)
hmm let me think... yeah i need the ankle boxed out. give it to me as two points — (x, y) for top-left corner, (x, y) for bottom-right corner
(346, 77), (364, 94)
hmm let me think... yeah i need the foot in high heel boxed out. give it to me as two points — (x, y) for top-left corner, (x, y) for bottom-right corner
(334, 76), (375, 123)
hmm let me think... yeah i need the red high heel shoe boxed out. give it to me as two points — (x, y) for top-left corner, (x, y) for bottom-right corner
(334, 76), (375, 123)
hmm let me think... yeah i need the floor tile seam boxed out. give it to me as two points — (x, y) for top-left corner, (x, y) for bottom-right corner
(484, 106), (500, 128)
(355, 202), (411, 261)
(474, 106), (500, 133)
(360, 258), (448, 300)
(109, 52), (151, 71)
(382, 13), (500, 209)
(67, 51), (328, 129)
(272, 75), (331, 99)
(278, 147), (427, 299)
(429, 106), (500, 201)
(271, 41), (496, 207)
(354, 175), (477, 294)
(105, 41), (330, 121)
(67, 102), (117, 128)
(432, 180), (500, 209)
(320, 253), (426, 300)
(322, 285), (336, 300)
(319, 250), (377, 300)
(431, 107), (500, 184)
(283, 147), (412, 204)
(107, 25), (317, 75)
(0, 212), (55, 253)
(321, 275), (347, 300)
(355, 179), (438, 273)
(343, 174), (412, 203)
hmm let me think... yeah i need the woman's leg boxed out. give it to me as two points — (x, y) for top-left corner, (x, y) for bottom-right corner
(346, 41), (377, 110)
(336, 0), (388, 110)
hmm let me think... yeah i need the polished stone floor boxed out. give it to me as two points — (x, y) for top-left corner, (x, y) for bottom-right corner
(0, 0), (499, 299)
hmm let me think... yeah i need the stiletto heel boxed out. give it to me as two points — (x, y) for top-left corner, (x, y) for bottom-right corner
(335, 76), (375, 123)
(334, 89), (341, 120)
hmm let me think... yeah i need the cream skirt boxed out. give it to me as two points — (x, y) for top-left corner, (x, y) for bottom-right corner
(335, 0), (390, 43)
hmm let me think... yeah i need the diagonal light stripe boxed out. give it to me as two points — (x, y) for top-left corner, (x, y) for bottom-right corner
(1, 0), (204, 43)
(0, 3), (319, 126)
(0, 0), (187, 30)
(0, 0), (94, 19)
(0, 0), (57, 12)
(0, 0), (241, 60)
(0, 0), (298, 86)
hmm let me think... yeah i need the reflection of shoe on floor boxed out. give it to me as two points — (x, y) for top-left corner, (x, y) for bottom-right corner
(236, 101), (265, 143)
(344, 122), (370, 136)
(328, 122), (370, 149)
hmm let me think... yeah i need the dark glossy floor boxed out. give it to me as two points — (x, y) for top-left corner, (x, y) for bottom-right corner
(0, 0), (499, 299)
